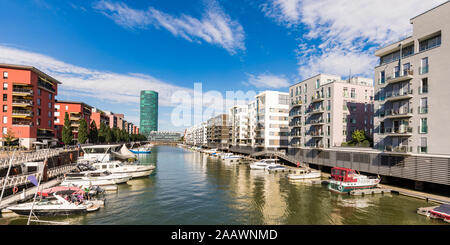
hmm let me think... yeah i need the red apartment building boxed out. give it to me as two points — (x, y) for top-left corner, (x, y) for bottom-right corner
(54, 101), (92, 141)
(0, 64), (60, 149)
(91, 107), (110, 129)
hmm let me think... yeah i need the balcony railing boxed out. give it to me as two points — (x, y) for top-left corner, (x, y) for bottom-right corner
(385, 145), (411, 153)
(12, 110), (33, 117)
(385, 108), (413, 117)
(310, 119), (324, 124)
(12, 99), (33, 106)
(12, 120), (33, 126)
(385, 89), (413, 101)
(12, 88), (33, 95)
(310, 131), (324, 137)
(385, 127), (413, 135)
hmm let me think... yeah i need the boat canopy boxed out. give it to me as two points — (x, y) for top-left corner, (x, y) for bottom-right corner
(37, 186), (85, 197)
(433, 204), (450, 214)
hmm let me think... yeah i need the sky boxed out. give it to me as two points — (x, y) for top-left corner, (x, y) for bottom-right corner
(0, 0), (447, 132)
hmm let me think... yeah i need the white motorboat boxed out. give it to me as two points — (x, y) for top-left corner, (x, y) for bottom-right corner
(61, 173), (117, 188)
(6, 194), (88, 216)
(71, 164), (132, 184)
(78, 144), (122, 163)
(203, 148), (218, 154)
(220, 153), (242, 160)
(287, 169), (322, 180)
(249, 159), (280, 170)
(266, 165), (287, 172)
(92, 161), (155, 178)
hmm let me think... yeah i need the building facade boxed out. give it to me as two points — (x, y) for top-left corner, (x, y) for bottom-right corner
(140, 90), (158, 137)
(229, 105), (249, 147)
(90, 107), (110, 129)
(289, 75), (374, 149)
(207, 114), (230, 148)
(0, 64), (60, 148)
(254, 91), (290, 151)
(148, 131), (181, 142)
(54, 101), (92, 141)
(374, 1), (449, 155)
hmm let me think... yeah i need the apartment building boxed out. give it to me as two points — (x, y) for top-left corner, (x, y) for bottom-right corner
(289, 74), (374, 149)
(254, 91), (290, 151)
(229, 105), (249, 146)
(54, 101), (92, 141)
(184, 122), (207, 146)
(115, 113), (124, 130)
(91, 107), (110, 129)
(207, 114), (231, 148)
(374, 1), (450, 155)
(246, 100), (257, 148)
(0, 64), (60, 148)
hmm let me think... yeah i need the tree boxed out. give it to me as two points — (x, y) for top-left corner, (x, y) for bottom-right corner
(3, 128), (16, 146)
(113, 127), (121, 143)
(105, 127), (114, 143)
(98, 122), (108, 143)
(120, 129), (129, 142)
(351, 130), (366, 145)
(77, 119), (88, 144)
(62, 112), (73, 145)
(89, 120), (98, 144)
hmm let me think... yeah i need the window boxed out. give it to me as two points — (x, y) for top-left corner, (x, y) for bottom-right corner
(3, 83), (7, 90)
(54, 111), (60, 117)
(327, 100), (331, 111)
(343, 88), (349, 98)
(304, 84), (307, 93)
(37, 89), (41, 96)
(343, 100), (348, 110)
(55, 104), (60, 110)
(351, 88), (356, 98)
(2, 105), (6, 112)
(37, 98), (41, 106)
(327, 87), (331, 98)
(420, 57), (429, 74)
(65, 105), (68, 110)
(316, 79), (320, 89)
(3, 72), (8, 79)
(48, 120), (52, 127)
(54, 118), (60, 124)
(420, 78), (428, 94)
(3, 94), (7, 101)
(48, 111), (52, 118)
(419, 137), (428, 153)
(37, 108), (41, 116)
(2, 127), (7, 135)
(403, 63), (411, 76)
(419, 98), (428, 114)
(48, 102), (52, 109)
(420, 118), (428, 134)
(3, 116), (7, 124)
(49, 94), (52, 100)
(37, 118), (40, 126)
(419, 34), (441, 52)
(379, 71), (385, 84)
(278, 94), (289, 105)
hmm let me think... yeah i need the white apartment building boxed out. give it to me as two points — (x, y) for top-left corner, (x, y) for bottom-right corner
(374, 1), (450, 155)
(254, 91), (290, 151)
(184, 122), (207, 146)
(289, 74), (374, 149)
(247, 100), (257, 148)
(229, 105), (249, 146)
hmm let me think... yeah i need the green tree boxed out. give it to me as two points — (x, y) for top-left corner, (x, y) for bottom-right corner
(77, 119), (88, 144)
(98, 122), (108, 143)
(120, 129), (129, 142)
(105, 127), (114, 143)
(62, 112), (73, 145)
(113, 127), (121, 143)
(89, 120), (98, 144)
(352, 130), (366, 145)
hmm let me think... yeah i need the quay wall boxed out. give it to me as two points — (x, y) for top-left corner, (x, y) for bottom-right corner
(196, 143), (450, 187)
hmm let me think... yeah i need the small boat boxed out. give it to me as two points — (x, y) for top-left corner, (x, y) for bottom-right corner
(61, 173), (117, 188)
(429, 204), (450, 223)
(266, 165), (286, 172)
(7, 194), (88, 216)
(92, 161), (155, 179)
(219, 153), (242, 160)
(249, 159), (280, 170)
(328, 167), (380, 193)
(37, 186), (85, 197)
(130, 146), (152, 154)
(287, 169), (321, 180)
(203, 148), (218, 154)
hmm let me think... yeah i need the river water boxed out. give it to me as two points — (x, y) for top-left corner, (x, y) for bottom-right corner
(1, 146), (445, 225)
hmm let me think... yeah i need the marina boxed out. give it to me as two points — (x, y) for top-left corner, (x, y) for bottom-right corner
(1, 145), (447, 225)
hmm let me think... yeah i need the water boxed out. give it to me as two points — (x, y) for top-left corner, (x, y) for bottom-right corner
(0, 146), (445, 225)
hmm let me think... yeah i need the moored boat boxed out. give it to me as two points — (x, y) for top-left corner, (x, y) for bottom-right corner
(328, 167), (380, 193)
(249, 159), (280, 170)
(287, 169), (321, 180)
(92, 161), (155, 178)
(6, 194), (88, 216)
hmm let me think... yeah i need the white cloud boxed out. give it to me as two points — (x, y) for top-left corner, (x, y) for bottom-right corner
(93, 0), (245, 55)
(262, 0), (448, 79)
(245, 73), (290, 88)
(0, 44), (190, 107)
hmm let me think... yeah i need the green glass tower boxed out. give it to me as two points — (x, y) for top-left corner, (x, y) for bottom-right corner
(140, 90), (158, 137)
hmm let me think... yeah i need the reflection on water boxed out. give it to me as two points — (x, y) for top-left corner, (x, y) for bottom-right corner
(1, 146), (446, 225)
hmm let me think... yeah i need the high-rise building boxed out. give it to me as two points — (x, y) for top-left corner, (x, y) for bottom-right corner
(254, 91), (290, 151)
(288, 74), (374, 149)
(140, 90), (158, 137)
(0, 64), (60, 148)
(374, 1), (450, 155)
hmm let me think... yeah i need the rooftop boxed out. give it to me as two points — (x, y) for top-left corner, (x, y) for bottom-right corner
(0, 63), (62, 84)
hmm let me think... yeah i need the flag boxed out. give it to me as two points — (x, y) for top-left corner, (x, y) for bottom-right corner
(27, 175), (39, 186)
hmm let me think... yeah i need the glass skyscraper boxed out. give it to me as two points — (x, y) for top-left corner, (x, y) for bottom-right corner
(140, 90), (158, 137)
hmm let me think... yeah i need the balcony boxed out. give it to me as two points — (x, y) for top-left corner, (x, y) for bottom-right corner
(310, 131), (324, 137)
(37, 130), (54, 138)
(290, 121), (302, 127)
(38, 80), (56, 93)
(309, 118), (324, 125)
(12, 119), (33, 126)
(386, 70), (414, 84)
(310, 107), (325, 115)
(312, 144), (325, 149)
(12, 110), (33, 118)
(384, 108), (413, 119)
(12, 99), (33, 107)
(311, 95), (324, 103)
(385, 127), (413, 137)
(12, 88), (33, 96)
(384, 145), (412, 155)
(291, 100), (302, 108)
(385, 89), (413, 102)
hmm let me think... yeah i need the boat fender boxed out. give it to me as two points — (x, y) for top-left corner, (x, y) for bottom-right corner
(338, 185), (343, 191)
(13, 186), (18, 194)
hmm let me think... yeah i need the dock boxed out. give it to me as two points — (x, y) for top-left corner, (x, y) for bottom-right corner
(350, 188), (392, 196)
(379, 184), (450, 204)
(0, 178), (62, 212)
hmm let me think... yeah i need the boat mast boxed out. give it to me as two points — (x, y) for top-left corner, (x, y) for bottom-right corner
(0, 150), (17, 206)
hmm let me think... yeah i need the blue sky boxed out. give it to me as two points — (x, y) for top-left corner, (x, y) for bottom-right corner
(0, 0), (446, 132)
